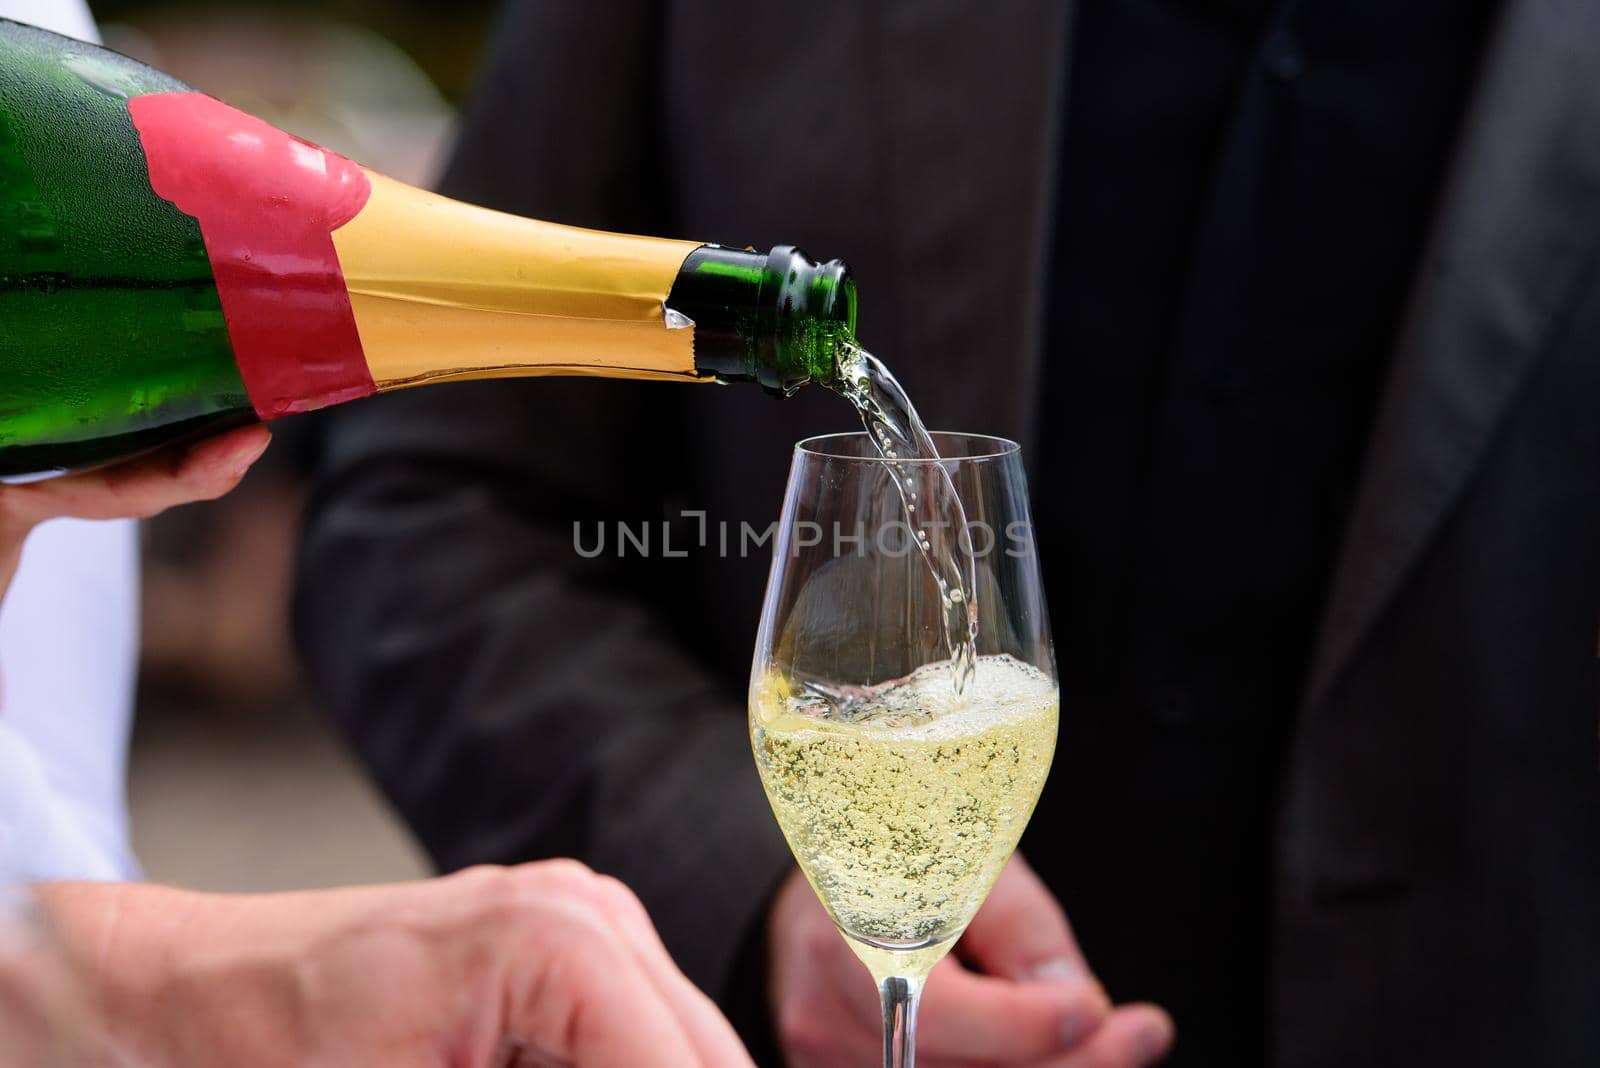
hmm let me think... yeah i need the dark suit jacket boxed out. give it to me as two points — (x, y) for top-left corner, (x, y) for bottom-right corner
(295, 2), (1600, 1064)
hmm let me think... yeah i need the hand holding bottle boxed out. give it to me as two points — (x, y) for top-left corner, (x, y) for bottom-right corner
(766, 855), (1175, 1067)
(31, 863), (755, 1068)
(0, 425), (270, 595)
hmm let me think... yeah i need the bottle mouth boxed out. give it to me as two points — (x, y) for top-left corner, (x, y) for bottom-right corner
(763, 245), (856, 395)
(769, 245), (857, 339)
(669, 244), (856, 394)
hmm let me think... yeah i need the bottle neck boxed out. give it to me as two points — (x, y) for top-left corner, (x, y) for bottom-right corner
(332, 178), (857, 398)
(331, 173), (707, 392)
(666, 245), (858, 394)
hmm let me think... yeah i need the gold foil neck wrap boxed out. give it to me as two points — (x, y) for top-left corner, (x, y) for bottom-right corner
(330, 171), (704, 390)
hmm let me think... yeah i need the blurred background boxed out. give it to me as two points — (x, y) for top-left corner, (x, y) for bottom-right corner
(89, 0), (502, 891)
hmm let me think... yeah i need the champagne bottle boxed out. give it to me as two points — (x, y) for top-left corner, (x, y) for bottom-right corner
(0, 18), (856, 478)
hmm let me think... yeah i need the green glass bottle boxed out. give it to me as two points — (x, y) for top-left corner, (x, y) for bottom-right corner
(0, 17), (856, 479)
(667, 245), (859, 395)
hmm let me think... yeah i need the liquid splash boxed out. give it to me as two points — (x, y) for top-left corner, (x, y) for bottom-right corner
(829, 343), (978, 694)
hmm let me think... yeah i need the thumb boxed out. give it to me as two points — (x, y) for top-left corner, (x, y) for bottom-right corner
(959, 853), (1091, 983)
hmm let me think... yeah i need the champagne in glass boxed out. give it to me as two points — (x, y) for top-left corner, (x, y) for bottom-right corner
(753, 656), (1056, 978)
(751, 432), (1057, 1068)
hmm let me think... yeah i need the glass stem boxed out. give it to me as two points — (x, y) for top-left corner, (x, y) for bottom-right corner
(878, 974), (923, 1068)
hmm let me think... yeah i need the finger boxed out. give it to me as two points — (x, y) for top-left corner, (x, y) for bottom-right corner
(960, 854), (1090, 983)
(1034, 1004), (1175, 1068)
(508, 895), (713, 1068)
(4, 426), (269, 525)
(781, 977), (880, 1068)
(800, 938), (886, 1056)
(771, 893), (884, 1065)
(916, 954), (1111, 1063)
(810, 923), (885, 1036)
(586, 875), (755, 1068)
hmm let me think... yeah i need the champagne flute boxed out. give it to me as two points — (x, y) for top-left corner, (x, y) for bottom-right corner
(750, 432), (1057, 1068)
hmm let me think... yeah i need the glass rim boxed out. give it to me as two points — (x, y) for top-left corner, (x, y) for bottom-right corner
(795, 431), (1021, 463)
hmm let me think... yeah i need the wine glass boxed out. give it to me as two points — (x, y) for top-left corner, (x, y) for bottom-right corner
(750, 432), (1057, 1068)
